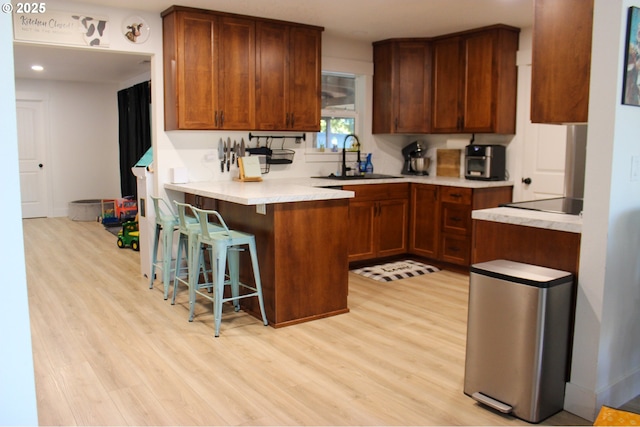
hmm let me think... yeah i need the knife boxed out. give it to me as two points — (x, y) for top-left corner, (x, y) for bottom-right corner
(218, 138), (224, 172)
(226, 137), (232, 171)
(240, 137), (245, 159)
(232, 140), (237, 166)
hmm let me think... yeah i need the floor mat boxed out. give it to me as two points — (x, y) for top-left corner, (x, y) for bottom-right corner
(351, 260), (440, 282)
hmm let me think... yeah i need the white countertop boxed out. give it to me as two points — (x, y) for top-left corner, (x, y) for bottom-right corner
(165, 176), (513, 206)
(165, 179), (355, 205)
(472, 207), (582, 233)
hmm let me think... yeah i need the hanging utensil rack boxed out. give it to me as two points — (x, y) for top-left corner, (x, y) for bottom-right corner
(246, 133), (305, 173)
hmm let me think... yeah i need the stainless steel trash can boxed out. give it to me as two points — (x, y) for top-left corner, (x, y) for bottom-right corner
(464, 259), (574, 423)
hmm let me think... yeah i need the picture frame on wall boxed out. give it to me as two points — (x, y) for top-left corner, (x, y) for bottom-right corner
(623, 6), (640, 106)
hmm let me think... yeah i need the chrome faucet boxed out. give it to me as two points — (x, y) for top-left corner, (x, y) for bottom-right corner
(342, 134), (362, 177)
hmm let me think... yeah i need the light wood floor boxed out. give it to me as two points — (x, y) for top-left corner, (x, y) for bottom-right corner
(23, 217), (595, 426)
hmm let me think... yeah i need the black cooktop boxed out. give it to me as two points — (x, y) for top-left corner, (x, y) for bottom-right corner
(501, 197), (583, 216)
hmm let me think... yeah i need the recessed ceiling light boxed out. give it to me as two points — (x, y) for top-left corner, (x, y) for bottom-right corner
(31, 65), (44, 71)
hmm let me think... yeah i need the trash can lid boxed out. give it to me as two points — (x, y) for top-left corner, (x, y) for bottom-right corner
(470, 259), (573, 288)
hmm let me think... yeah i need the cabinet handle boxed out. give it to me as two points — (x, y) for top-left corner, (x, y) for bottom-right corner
(286, 113), (290, 127)
(220, 111), (224, 127)
(450, 216), (462, 222)
(214, 111), (218, 127)
(450, 193), (462, 198)
(290, 113), (295, 128)
(394, 117), (398, 131)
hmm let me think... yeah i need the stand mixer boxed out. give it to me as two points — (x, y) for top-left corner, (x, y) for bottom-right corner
(402, 141), (430, 175)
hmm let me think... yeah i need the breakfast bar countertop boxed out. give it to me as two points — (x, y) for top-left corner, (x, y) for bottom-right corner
(165, 176), (515, 206)
(164, 179), (355, 205)
(472, 206), (583, 233)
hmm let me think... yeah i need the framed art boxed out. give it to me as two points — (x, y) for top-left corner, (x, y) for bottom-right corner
(623, 6), (640, 106)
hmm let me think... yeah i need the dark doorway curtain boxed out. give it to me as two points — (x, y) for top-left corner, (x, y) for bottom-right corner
(118, 80), (151, 198)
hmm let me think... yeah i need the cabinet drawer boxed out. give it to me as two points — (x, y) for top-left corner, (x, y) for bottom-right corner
(441, 203), (471, 235)
(441, 233), (471, 265)
(440, 186), (472, 204)
(345, 183), (410, 202)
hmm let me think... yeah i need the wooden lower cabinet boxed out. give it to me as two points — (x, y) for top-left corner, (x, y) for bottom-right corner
(410, 183), (512, 266)
(472, 220), (580, 276)
(184, 193), (350, 328)
(409, 184), (439, 258)
(346, 183), (409, 262)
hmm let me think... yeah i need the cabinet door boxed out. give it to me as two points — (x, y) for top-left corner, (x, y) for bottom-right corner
(288, 26), (321, 131)
(394, 42), (431, 133)
(175, 12), (218, 129)
(372, 42), (394, 134)
(531, 0), (593, 124)
(377, 198), (409, 258)
(409, 184), (439, 259)
(347, 200), (376, 262)
(431, 36), (463, 133)
(217, 16), (255, 130)
(255, 22), (288, 130)
(462, 31), (495, 132)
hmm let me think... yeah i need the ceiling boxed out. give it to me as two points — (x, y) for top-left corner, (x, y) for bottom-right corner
(13, 0), (534, 83)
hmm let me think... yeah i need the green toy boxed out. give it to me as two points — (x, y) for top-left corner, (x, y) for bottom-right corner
(117, 220), (140, 251)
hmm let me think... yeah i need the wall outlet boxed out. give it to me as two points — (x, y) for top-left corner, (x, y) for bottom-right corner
(631, 156), (640, 182)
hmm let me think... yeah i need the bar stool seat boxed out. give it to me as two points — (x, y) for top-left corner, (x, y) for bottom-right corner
(191, 206), (268, 337)
(149, 196), (180, 300)
(172, 201), (221, 305)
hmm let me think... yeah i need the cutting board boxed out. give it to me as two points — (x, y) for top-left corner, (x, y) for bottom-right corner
(436, 149), (461, 177)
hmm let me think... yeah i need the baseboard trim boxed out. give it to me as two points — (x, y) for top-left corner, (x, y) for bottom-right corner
(565, 367), (640, 422)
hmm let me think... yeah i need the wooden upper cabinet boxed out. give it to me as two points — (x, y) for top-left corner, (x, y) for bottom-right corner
(255, 23), (322, 131)
(163, 9), (255, 130)
(163, 10), (217, 130)
(432, 26), (519, 134)
(372, 40), (432, 134)
(162, 6), (322, 131)
(531, 0), (593, 124)
(217, 16), (256, 130)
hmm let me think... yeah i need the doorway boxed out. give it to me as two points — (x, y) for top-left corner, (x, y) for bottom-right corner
(13, 44), (151, 218)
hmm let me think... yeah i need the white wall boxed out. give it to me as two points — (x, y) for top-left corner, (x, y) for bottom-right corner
(564, 0), (640, 420)
(16, 79), (121, 216)
(0, 11), (38, 426)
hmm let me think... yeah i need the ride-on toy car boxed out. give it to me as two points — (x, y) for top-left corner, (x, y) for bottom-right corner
(117, 220), (140, 251)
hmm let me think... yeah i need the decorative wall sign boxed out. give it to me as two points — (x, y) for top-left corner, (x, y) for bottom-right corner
(122, 16), (150, 44)
(13, 10), (110, 47)
(623, 6), (640, 106)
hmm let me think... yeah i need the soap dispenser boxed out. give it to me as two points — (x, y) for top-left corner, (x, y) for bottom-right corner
(365, 153), (374, 174)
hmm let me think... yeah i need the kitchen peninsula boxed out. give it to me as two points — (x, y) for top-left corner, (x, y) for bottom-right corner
(165, 176), (514, 327)
(165, 180), (355, 328)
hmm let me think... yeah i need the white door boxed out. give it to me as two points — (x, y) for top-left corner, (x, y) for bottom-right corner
(518, 63), (567, 200)
(17, 98), (48, 218)
(521, 123), (568, 200)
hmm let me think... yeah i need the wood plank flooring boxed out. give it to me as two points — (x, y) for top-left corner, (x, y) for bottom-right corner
(23, 217), (594, 426)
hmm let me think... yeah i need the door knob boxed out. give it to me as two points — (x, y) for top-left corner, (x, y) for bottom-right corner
(38, 163), (43, 168)
(522, 177), (532, 185)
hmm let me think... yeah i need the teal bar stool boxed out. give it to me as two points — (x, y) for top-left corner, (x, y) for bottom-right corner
(190, 206), (268, 337)
(172, 201), (220, 305)
(149, 195), (179, 300)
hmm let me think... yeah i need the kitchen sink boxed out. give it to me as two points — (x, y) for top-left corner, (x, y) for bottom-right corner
(312, 173), (403, 180)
